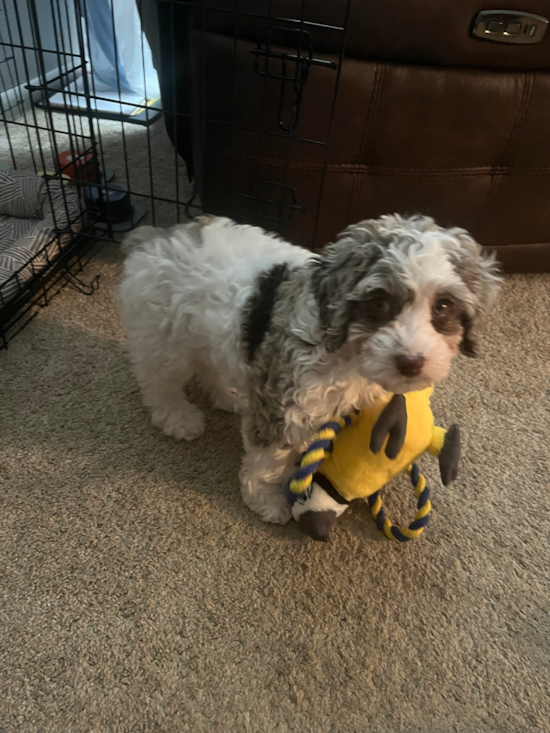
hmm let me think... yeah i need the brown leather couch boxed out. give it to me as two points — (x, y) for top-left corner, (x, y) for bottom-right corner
(149, 0), (550, 272)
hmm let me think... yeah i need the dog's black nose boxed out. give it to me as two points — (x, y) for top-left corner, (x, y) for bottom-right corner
(395, 354), (425, 378)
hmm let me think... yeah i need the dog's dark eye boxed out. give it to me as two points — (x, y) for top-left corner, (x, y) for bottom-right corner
(370, 297), (390, 316)
(355, 289), (401, 327)
(432, 296), (463, 335)
(433, 298), (454, 315)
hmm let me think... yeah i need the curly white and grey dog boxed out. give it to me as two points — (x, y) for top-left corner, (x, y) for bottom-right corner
(119, 214), (500, 525)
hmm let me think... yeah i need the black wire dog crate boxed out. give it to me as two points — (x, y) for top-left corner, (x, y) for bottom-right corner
(0, 0), (351, 347)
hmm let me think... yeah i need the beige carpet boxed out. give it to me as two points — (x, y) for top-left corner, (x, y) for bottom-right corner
(1, 245), (549, 733)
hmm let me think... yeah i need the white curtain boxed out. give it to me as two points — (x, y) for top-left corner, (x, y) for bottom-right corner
(50, 0), (160, 116)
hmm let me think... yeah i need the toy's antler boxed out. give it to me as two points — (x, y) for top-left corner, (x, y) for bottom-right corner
(439, 424), (461, 485)
(369, 394), (408, 459)
(426, 424), (461, 485)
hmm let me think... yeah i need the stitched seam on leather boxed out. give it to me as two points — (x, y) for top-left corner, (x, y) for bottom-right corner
(357, 63), (385, 164)
(346, 172), (357, 223)
(250, 172), (550, 178)
(239, 165), (550, 177)
(476, 73), (534, 233)
(210, 151), (550, 174)
(355, 63), (379, 165)
(366, 172), (550, 178)
(475, 172), (503, 235)
(498, 73), (534, 167)
(486, 242), (548, 247)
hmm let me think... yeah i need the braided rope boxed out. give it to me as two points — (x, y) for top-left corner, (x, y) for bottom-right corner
(288, 416), (432, 541)
(287, 415), (353, 501)
(367, 463), (431, 542)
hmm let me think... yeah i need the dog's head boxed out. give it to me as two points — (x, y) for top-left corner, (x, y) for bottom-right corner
(311, 214), (501, 393)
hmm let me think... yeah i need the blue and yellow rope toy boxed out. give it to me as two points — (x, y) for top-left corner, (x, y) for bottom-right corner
(286, 388), (461, 543)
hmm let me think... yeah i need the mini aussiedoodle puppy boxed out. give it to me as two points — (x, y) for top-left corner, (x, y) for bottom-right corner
(119, 214), (500, 524)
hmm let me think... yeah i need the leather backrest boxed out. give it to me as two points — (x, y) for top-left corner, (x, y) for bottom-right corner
(201, 0), (550, 70)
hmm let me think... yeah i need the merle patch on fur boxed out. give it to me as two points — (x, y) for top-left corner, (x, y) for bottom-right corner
(352, 287), (412, 331)
(242, 263), (290, 362)
(311, 241), (384, 353)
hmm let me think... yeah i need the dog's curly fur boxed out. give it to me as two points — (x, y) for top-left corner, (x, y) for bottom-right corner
(119, 214), (500, 524)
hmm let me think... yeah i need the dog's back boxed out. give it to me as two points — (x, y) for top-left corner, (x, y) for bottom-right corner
(121, 216), (310, 321)
(119, 216), (313, 408)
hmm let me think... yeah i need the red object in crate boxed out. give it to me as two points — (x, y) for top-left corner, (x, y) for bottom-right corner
(56, 150), (99, 183)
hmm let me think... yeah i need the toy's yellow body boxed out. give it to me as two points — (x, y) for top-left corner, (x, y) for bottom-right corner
(319, 387), (446, 502)
(288, 386), (460, 542)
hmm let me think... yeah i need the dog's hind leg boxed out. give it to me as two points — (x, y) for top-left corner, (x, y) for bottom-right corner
(133, 357), (205, 441)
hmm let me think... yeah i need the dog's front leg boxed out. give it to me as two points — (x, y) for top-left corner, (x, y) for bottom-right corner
(239, 443), (296, 524)
(239, 417), (297, 524)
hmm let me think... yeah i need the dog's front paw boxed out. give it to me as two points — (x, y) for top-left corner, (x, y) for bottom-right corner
(240, 481), (292, 525)
(211, 392), (241, 414)
(151, 403), (205, 441)
(257, 496), (292, 525)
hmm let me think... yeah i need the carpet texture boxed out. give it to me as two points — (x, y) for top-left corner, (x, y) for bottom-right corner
(1, 247), (550, 732)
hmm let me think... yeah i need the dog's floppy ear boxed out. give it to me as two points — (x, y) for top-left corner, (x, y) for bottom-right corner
(445, 230), (501, 358)
(312, 237), (378, 353)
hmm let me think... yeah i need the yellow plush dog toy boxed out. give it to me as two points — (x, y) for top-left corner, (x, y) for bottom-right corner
(287, 388), (460, 542)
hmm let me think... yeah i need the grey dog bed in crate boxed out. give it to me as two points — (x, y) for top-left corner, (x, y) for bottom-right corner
(0, 170), (82, 305)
